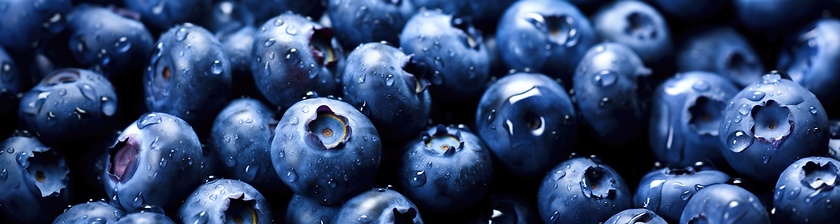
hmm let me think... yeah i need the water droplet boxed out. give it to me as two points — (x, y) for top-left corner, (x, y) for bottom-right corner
(747, 91), (765, 101)
(175, 28), (189, 41)
(356, 73), (366, 84)
(159, 157), (167, 167)
(273, 18), (284, 26)
(15, 152), (29, 167)
(592, 70), (617, 87)
(5, 148), (14, 153)
(77, 84), (97, 100)
(286, 169), (298, 182)
(738, 104), (750, 115)
(358, 215), (371, 223)
(209, 194), (218, 201)
(727, 130), (754, 153)
(58, 89), (67, 96)
(809, 106), (818, 114)
(553, 170), (566, 180)
(681, 190), (692, 200)
(761, 74), (781, 84)
(115, 37), (131, 52)
(328, 179), (337, 188)
(302, 105), (310, 113)
(100, 97), (116, 117)
(385, 74), (394, 85)
(0, 169), (7, 180)
(692, 80), (710, 92)
(410, 170), (427, 187)
(599, 97), (611, 107)
(225, 157), (236, 167)
(285, 25), (298, 35)
(243, 165), (258, 180)
(263, 38), (275, 47)
(137, 113), (162, 129)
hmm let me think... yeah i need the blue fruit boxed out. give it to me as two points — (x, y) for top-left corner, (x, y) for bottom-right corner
(496, 0), (596, 81)
(591, 0), (672, 64)
(604, 208), (667, 224)
(271, 97), (382, 206)
(341, 42), (432, 142)
(634, 164), (731, 222)
(123, 0), (212, 32)
(251, 13), (343, 110)
(116, 212), (175, 224)
(778, 18), (840, 107)
(0, 0), (73, 53)
(53, 201), (125, 224)
(286, 194), (340, 224)
(680, 184), (770, 223)
(675, 26), (764, 87)
(332, 188), (424, 223)
(734, 0), (821, 33)
(103, 112), (205, 212)
(178, 179), (272, 224)
(719, 72), (829, 184)
(239, 0), (325, 24)
(327, 0), (415, 48)
(573, 42), (651, 146)
(537, 156), (632, 224)
(65, 4), (155, 76)
(0, 132), (72, 224)
(400, 9), (491, 102)
(399, 124), (493, 214)
(773, 156), (840, 223)
(649, 71), (739, 167)
(202, 1), (254, 34)
(475, 72), (577, 177)
(0, 47), (22, 121)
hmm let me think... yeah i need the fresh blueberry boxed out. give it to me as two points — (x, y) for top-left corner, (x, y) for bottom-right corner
(178, 179), (272, 224)
(202, 1), (255, 34)
(634, 164), (731, 222)
(773, 156), (840, 223)
(573, 42), (651, 146)
(719, 72), (829, 184)
(123, 0), (212, 32)
(399, 124), (493, 214)
(342, 42), (432, 142)
(144, 23), (232, 132)
(18, 68), (118, 146)
(0, 132), (72, 224)
(271, 97), (382, 206)
(649, 71), (739, 167)
(116, 211), (175, 224)
(604, 208), (667, 224)
(286, 194), (340, 224)
(52, 201), (125, 224)
(103, 112), (206, 212)
(217, 26), (261, 99)
(0, 0), (72, 53)
(778, 18), (840, 107)
(475, 72), (577, 177)
(496, 0), (596, 81)
(648, 0), (730, 22)
(680, 184), (770, 223)
(0, 47), (21, 122)
(239, 0), (325, 24)
(331, 187), (424, 223)
(400, 9), (491, 102)
(470, 194), (540, 224)
(251, 13), (343, 110)
(327, 0), (415, 49)
(537, 156), (632, 224)
(675, 26), (764, 88)
(591, 0), (672, 64)
(734, 0), (822, 33)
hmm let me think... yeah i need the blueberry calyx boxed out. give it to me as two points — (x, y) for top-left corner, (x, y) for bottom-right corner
(580, 166), (618, 199)
(305, 105), (351, 150)
(525, 13), (578, 47)
(42, 69), (80, 86)
(390, 207), (418, 223)
(422, 125), (464, 156)
(624, 12), (657, 40)
(801, 161), (838, 191)
(401, 55), (428, 94)
(309, 27), (338, 67)
(108, 137), (140, 183)
(26, 150), (68, 197)
(450, 17), (480, 50)
(686, 214), (708, 224)
(688, 96), (724, 136)
(750, 100), (793, 148)
(224, 194), (259, 224)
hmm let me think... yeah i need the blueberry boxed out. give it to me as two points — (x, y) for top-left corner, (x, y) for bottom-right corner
(116, 211), (175, 224)
(648, 0), (730, 22)
(398, 124), (493, 214)
(327, 0), (415, 49)
(0, 47), (21, 122)
(649, 71), (739, 167)
(202, 1), (255, 34)
(573, 42), (651, 146)
(537, 156), (632, 224)
(124, 0), (212, 32)
(591, 0), (673, 64)
(178, 179), (272, 224)
(103, 112), (205, 212)
(271, 97), (382, 206)
(680, 184), (770, 223)
(734, 0), (822, 33)
(675, 26), (764, 87)
(0, 132), (72, 224)
(496, 0), (596, 81)
(400, 9), (491, 102)
(634, 164), (731, 222)
(778, 18), (840, 107)
(285, 194), (340, 224)
(331, 187), (424, 224)
(144, 23), (232, 132)
(773, 156), (840, 223)
(470, 194), (540, 224)
(342, 42), (432, 142)
(604, 208), (667, 224)
(475, 72), (577, 177)
(18, 68), (118, 145)
(413, 0), (467, 15)
(53, 201), (125, 224)
(251, 13), (343, 110)
(0, 0), (72, 53)
(217, 26), (261, 99)
(719, 72), (829, 184)
(239, 0), (325, 24)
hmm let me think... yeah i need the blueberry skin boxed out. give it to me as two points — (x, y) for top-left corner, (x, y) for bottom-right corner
(496, 0), (597, 81)
(286, 194), (340, 224)
(202, 1), (255, 34)
(52, 201), (125, 224)
(103, 112), (205, 212)
(65, 4), (154, 77)
(327, 0), (415, 49)
(209, 98), (286, 198)
(537, 157), (632, 224)
(144, 23), (232, 130)
(116, 212), (175, 224)
(648, 0), (730, 22)
(604, 208), (667, 224)
(680, 184), (770, 224)
(400, 10), (491, 102)
(676, 26), (763, 88)
(178, 179), (272, 224)
(649, 72), (739, 167)
(218, 26), (260, 99)
(0, 133), (72, 224)
(342, 42), (432, 142)
(573, 43), (650, 146)
(0, 47), (22, 121)
(634, 165), (731, 222)
(124, 0), (212, 32)
(18, 68), (118, 145)
(591, 0), (672, 64)
(399, 124), (493, 214)
(778, 18), (840, 107)
(773, 156), (840, 224)
(239, 0), (325, 24)
(413, 0), (468, 15)
(734, 0), (821, 33)
(0, 0), (72, 53)
(719, 73), (829, 184)
(475, 72), (577, 177)
(271, 97), (382, 206)
(251, 13), (343, 110)
(332, 188), (424, 224)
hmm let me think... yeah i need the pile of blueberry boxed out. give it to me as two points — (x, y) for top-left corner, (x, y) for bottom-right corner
(4, 0), (840, 223)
